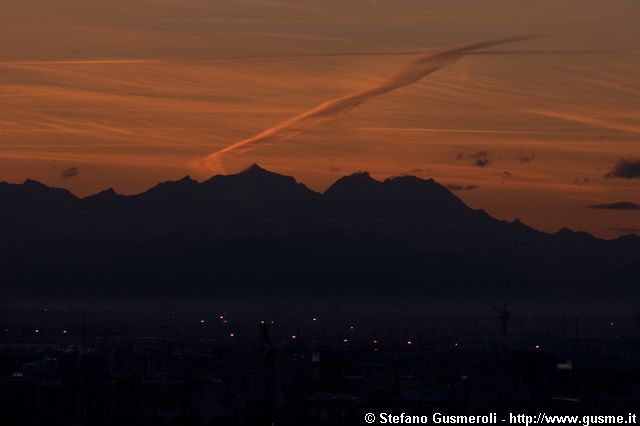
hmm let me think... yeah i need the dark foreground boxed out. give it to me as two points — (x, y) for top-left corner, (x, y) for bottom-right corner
(1, 308), (638, 425)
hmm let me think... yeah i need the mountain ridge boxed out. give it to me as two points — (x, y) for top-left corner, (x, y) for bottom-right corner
(0, 164), (634, 240)
(1, 164), (638, 307)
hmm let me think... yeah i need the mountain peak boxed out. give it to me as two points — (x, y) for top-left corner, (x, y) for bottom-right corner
(202, 164), (316, 201)
(383, 174), (442, 190)
(83, 188), (123, 206)
(204, 164), (290, 184)
(23, 178), (48, 188)
(342, 171), (375, 181)
(16, 179), (77, 200)
(244, 163), (268, 174)
(163, 175), (196, 185)
(149, 175), (198, 193)
(232, 163), (288, 180)
(85, 187), (118, 199)
(324, 172), (381, 197)
(100, 187), (118, 196)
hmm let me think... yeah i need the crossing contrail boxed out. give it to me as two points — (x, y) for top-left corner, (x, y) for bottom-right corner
(189, 35), (549, 174)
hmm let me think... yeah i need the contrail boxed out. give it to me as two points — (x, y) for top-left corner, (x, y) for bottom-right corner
(189, 35), (547, 173)
(0, 51), (456, 67)
(3, 48), (620, 67)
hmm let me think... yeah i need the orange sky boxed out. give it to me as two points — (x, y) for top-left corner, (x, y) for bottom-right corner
(1, 0), (639, 238)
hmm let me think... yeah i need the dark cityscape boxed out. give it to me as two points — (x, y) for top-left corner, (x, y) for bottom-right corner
(1, 307), (639, 425)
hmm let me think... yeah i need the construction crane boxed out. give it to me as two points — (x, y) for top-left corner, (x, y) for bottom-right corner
(258, 321), (275, 422)
(493, 302), (510, 348)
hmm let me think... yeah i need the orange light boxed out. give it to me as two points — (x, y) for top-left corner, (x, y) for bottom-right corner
(291, 335), (297, 340)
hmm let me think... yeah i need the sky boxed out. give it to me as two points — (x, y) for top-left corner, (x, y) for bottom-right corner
(1, 0), (639, 238)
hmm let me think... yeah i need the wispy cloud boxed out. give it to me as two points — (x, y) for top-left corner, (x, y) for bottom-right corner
(470, 150), (492, 167)
(445, 183), (479, 191)
(604, 159), (640, 179)
(60, 166), (80, 179)
(573, 177), (589, 186)
(517, 149), (536, 163)
(530, 110), (640, 135)
(589, 201), (640, 210)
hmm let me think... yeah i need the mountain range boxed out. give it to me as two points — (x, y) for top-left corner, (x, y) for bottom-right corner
(1, 164), (638, 310)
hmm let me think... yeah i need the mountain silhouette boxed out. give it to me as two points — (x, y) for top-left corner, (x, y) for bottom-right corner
(1, 165), (638, 310)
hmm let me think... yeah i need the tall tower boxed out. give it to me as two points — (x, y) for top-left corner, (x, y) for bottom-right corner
(493, 302), (510, 350)
(258, 321), (275, 420)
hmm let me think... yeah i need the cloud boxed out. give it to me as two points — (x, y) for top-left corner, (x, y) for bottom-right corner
(604, 159), (640, 179)
(446, 183), (479, 191)
(517, 149), (536, 163)
(60, 166), (80, 179)
(189, 35), (542, 174)
(588, 201), (640, 210)
(470, 150), (492, 167)
(573, 177), (589, 186)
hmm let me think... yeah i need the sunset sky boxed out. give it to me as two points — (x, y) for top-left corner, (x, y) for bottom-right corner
(1, 0), (639, 238)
